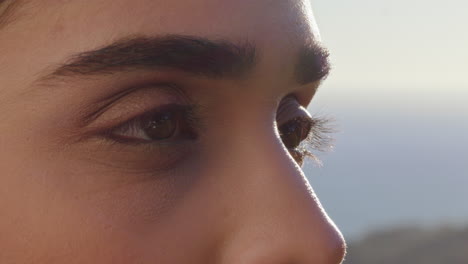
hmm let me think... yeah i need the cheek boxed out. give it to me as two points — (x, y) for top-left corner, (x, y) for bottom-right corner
(0, 153), (211, 263)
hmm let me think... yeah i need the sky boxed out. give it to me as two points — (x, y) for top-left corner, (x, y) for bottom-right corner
(304, 0), (468, 239)
(313, 0), (468, 89)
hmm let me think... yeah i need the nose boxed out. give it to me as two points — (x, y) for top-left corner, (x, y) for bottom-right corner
(216, 125), (346, 264)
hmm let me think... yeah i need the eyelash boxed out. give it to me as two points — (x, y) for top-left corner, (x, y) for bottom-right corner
(102, 104), (333, 166)
(287, 116), (334, 166)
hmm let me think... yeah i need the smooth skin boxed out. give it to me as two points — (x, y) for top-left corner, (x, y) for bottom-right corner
(0, 0), (346, 263)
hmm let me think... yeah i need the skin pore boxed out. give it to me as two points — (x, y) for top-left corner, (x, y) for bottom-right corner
(0, 0), (346, 263)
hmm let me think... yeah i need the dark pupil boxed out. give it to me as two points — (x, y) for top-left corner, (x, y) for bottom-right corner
(279, 118), (312, 149)
(143, 111), (177, 140)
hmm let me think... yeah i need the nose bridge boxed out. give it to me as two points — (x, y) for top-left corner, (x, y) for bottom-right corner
(217, 125), (346, 264)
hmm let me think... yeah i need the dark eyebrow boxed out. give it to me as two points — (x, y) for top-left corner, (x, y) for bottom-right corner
(40, 35), (258, 82)
(296, 41), (331, 85)
(38, 34), (330, 85)
(0, 0), (24, 30)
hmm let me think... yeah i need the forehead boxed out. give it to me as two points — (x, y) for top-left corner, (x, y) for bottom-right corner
(16, 0), (317, 45)
(1, 0), (323, 98)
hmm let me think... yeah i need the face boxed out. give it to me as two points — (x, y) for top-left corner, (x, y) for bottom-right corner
(0, 0), (345, 263)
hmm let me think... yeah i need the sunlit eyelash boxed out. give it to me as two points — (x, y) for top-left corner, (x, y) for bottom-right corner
(297, 116), (335, 166)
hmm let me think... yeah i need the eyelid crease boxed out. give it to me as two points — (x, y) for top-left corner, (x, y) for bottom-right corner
(66, 84), (198, 146)
(81, 82), (187, 127)
(78, 102), (200, 145)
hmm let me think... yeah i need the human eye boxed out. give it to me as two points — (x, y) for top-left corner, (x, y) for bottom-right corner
(277, 96), (334, 166)
(105, 104), (198, 144)
(75, 84), (202, 172)
(89, 102), (202, 172)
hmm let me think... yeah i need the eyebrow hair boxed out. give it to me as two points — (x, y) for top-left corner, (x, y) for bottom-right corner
(0, 0), (25, 30)
(296, 41), (331, 85)
(39, 35), (330, 86)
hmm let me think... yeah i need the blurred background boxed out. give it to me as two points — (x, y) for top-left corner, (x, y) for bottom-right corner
(305, 0), (468, 262)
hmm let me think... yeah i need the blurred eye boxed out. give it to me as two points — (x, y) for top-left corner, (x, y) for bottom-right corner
(276, 96), (334, 166)
(278, 117), (314, 165)
(109, 104), (197, 144)
(279, 117), (313, 150)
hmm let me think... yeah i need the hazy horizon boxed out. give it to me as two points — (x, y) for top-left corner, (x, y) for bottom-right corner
(306, 0), (467, 240)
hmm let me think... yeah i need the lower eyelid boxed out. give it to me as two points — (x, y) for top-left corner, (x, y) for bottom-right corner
(81, 135), (198, 172)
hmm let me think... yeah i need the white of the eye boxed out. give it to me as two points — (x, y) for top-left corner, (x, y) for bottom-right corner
(113, 122), (152, 141)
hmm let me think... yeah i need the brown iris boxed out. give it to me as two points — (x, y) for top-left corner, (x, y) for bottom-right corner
(279, 117), (313, 150)
(142, 111), (178, 140)
(278, 117), (313, 165)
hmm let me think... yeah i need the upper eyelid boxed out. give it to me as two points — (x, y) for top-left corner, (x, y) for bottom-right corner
(68, 87), (191, 146)
(81, 87), (140, 126)
(97, 104), (201, 147)
(81, 83), (190, 126)
(76, 81), (313, 139)
(89, 103), (191, 137)
(287, 80), (322, 108)
(276, 96), (312, 124)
